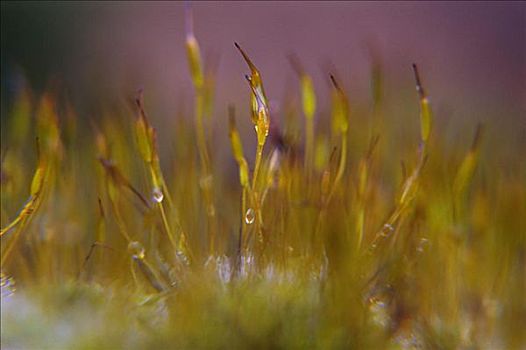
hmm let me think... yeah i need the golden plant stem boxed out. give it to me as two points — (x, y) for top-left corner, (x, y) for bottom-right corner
(252, 143), (264, 190)
(158, 200), (177, 252)
(194, 88), (217, 254)
(304, 115), (314, 183)
(0, 215), (23, 238)
(326, 132), (348, 207)
(195, 92), (211, 173)
(370, 148), (426, 250)
(313, 132), (348, 244)
(0, 163), (49, 265)
(147, 166), (178, 252)
(356, 207), (365, 251)
(110, 200), (131, 243)
(251, 142), (266, 249)
(1, 218), (28, 266)
(1, 189), (44, 265)
(153, 161), (176, 209)
(133, 255), (167, 292)
(369, 206), (404, 249)
(130, 259), (140, 288)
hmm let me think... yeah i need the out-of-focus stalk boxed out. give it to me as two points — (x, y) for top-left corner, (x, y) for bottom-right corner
(289, 55), (317, 196)
(185, 6), (217, 255)
(1, 95), (61, 265)
(370, 64), (431, 250)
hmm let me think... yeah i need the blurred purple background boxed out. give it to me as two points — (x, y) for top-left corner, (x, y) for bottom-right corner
(1, 2), (525, 139)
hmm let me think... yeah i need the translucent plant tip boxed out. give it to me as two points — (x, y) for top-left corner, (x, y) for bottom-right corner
(185, 4), (204, 89)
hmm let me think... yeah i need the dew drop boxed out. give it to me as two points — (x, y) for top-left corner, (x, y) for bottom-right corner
(382, 223), (394, 236)
(176, 250), (190, 266)
(417, 237), (429, 253)
(245, 208), (255, 225)
(152, 187), (164, 203)
(128, 241), (145, 260)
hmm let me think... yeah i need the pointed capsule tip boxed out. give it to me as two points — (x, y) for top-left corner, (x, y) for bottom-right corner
(135, 88), (144, 106)
(288, 53), (304, 76)
(412, 63), (425, 98)
(329, 74), (340, 90)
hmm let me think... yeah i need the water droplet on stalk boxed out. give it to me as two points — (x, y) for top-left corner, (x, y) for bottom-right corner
(245, 208), (255, 224)
(152, 187), (164, 203)
(417, 237), (429, 252)
(176, 250), (190, 266)
(128, 241), (145, 260)
(382, 223), (394, 236)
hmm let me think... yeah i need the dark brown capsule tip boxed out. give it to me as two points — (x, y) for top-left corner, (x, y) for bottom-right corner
(288, 53), (304, 76)
(330, 74), (341, 91)
(228, 105), (236, 127)
(228, 104), (236, 118)
(97, 197), (105, 217)
(228, 115), (237, 132)
(412, 63), (425, 98)
(135, 88), (144, 107)
(234, 42), (257, 70)
(35, 137), (41, 160)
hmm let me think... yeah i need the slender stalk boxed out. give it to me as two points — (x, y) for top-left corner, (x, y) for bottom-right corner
(327, 132), (348, 205)
(1, 217), (28, 266)
(252, 143), (264, 190)
(194, 87), (217, 254)
(158, 199), (177, 252)
(303, 113), (315, 221)
(111, 201), (131, 243)
(313, 132), (347, 249)
(305, 115), (315, 174)
(235, 187), (248, 278)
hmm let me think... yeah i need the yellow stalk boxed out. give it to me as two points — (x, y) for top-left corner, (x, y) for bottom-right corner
(135, 92), (184, 256)
(186, 8), (216, 255)
(289, 55), (316, 174)
(235, 42), (271, 249)
(412, 63), (432, 146)
(370, 64), (432, 250)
